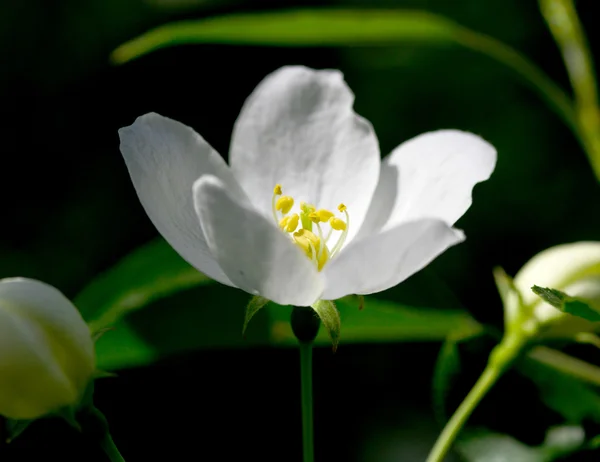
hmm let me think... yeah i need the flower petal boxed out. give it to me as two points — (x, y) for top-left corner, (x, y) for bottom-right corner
(359, 130), (496, 236)
(193, 175), (324, 306)
(514, 241), (600, 309)
(119, 113), (247, 286)
(229, 65), (380, 242)
(322, 219), (464, 300)
(0, 278), (94, 419)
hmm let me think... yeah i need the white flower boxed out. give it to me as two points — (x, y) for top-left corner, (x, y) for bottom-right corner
(504, 241), (600, 332)
(0, 278), (95, 420)
(119, 66), (496, 306)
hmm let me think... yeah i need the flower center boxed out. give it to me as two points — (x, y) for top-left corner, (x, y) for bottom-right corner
(272, 184), (350, 271)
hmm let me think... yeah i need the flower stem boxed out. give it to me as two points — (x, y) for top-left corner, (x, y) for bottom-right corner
(299, 342), (314, 462)
(99, 431), (126, 462)
(539, 0), (600, 181)
(290, 305), (320, 462)
(426, 333), (527, 462)
(79, 406), (126, 462)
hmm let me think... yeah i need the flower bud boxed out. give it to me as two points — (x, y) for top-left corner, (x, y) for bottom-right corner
(0, 278), (95, 420)
(505, 242), (600, 336)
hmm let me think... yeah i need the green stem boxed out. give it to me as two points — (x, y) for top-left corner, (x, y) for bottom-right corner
(426, 333), (527, 462)
(80, 406), (126, 462)
(99, 432), (126, 462)
(539, 0), (600, 181)
(299, 342), (314, 462)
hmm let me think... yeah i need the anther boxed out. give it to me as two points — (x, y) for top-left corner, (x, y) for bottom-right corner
(329, 217), (347, 231)
(276, 196), (294, 215)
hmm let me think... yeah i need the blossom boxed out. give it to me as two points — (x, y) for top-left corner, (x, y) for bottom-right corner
(119, 66), (496, 307)
(502, 241), (600, 335)
(0, 278), (95, 420)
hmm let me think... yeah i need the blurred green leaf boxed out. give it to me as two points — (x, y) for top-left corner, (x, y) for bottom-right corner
(532, 285), (600, 322)
(527, 346), (600, 386)
(93, 287), (484, 371)
(517, 352), (600, 423)
(432, 329), (485, 423)
(111, 8), (577, 137)
(74, 238), (213, 332)
(457, 425), (584, 462)
(539, 0), (600, 181)
(76, 237), (483, 370)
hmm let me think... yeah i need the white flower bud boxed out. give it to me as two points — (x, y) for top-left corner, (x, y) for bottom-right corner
(506, 242), (600, 335)
(0, 278), (95, 420)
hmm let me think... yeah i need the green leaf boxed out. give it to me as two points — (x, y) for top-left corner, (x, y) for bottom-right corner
(242, 295), (270, 337)
(93, 285), (484, 370)
(527, 346), (600, 387)
(110, 8), (576, 137)
(311, 300), (341, 351)
(74, 238), (213, 332)
(457, 425), (584, 462)
(432, 329), (485, 423)
(517, 351), (600, 423)
(531, 285), (600, 322)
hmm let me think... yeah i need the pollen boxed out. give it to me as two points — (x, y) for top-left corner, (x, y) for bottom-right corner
(272, 184), (350, 271)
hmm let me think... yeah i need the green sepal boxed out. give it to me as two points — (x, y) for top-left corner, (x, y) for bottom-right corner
(532, 286), (600, 322)
(356, 294), (365, 311)
(493, 266), (527, 327)
(3, 418), (33, 444)
(242, 295), (270, 336)
(311, 300), (341, 351)
(53, 406), (81, 431)
(92, 327), (115, 343)
(93, 370), (118, 379)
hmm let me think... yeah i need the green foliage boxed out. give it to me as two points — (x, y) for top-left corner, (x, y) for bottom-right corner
(110, 8), (576, 137)
(518, 353), (600, 424)
(531, 285), (600, 322)
(90, 286), (483, 371)
(74, 238), (213, 333)
(432, 330), (485, 422)
(458, 425), (584, 462)
(75, 236), (484, 370)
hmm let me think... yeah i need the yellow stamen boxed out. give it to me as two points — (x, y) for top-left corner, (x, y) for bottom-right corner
(329, 217), (347, 231)
(310, 209), (335, 223)
(279, 214), (299, 233)
(330, 207), (350, 258)
(276, 196), (294, 215)
(271, 185), (350, 271)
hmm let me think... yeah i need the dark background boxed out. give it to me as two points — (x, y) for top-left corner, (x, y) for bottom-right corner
(1, 0), (599, 460)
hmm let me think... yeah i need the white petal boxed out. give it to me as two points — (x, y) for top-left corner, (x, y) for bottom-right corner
(193, 175), (324, 306)
(119, 113), (247, 286)
(229, 65), (380, 243)
(513, 241), (600, 310)
(0, 278), (95, 419)
(359, 130), (496, 236)
(322, 220), (464, 300)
